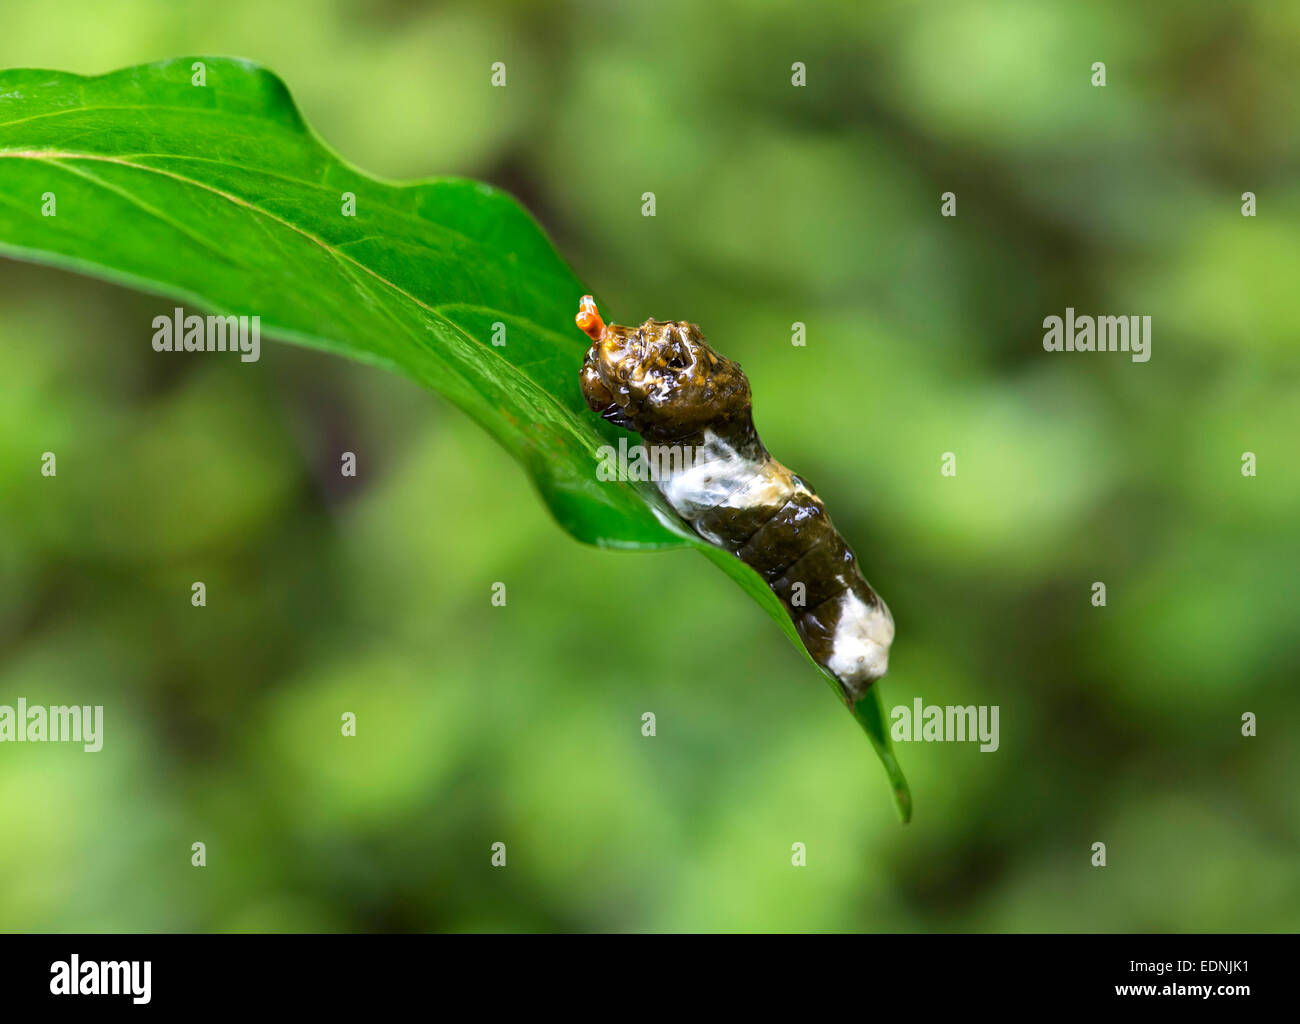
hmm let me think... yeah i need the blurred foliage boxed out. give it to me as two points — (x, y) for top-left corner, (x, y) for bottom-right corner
(1, 0), (1298, 932)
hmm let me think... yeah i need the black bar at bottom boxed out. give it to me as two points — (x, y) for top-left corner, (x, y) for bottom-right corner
(0, 932), (1284, 1012)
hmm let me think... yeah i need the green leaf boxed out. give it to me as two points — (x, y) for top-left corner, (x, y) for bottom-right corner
(0, 57), (908, 820)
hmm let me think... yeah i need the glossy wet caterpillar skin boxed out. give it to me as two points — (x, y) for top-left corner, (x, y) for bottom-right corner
(577, 296), (894, 703)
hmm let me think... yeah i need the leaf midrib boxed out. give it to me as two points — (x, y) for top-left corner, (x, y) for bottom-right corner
(0, 101), (294, 133)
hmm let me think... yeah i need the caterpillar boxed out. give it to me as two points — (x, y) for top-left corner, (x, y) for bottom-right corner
(576, 296), (894, 704)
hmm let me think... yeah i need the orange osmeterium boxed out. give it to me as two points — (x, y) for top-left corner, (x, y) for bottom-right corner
(576, 295), (606, 341)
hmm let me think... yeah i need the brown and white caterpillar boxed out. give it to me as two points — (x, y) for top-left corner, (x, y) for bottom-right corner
(576, 296), (894, 704)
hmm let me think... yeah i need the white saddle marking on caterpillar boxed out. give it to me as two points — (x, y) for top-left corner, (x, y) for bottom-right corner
(658, 430), (766, 520)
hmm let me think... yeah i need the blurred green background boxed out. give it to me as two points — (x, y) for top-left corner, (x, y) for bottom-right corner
(1, 0), (1297, 932)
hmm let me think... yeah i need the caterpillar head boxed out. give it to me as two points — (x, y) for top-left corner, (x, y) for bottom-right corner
(576, 296), (752, 444)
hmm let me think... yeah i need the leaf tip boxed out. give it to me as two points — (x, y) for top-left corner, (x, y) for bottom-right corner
(849, 687), (913, 824)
